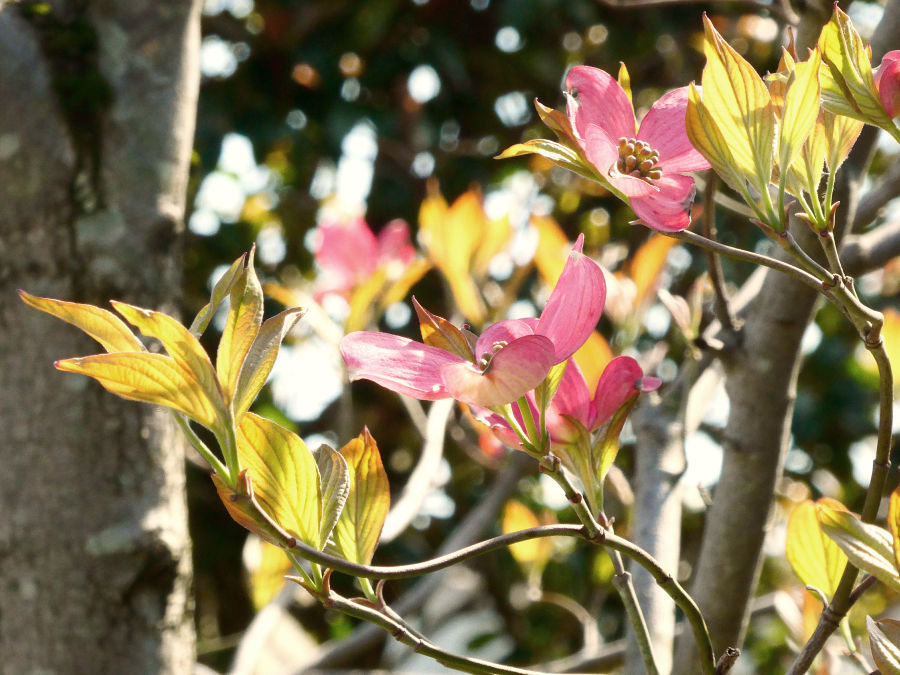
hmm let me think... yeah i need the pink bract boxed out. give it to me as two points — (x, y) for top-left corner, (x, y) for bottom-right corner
(874, 50), (900, 119)
(340, 235), (605, 408)
(565, 66), (710, 232)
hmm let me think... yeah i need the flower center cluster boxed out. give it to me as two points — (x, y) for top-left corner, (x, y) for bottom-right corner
(477, 340), (508, 372)
(616, 137), (662, 182)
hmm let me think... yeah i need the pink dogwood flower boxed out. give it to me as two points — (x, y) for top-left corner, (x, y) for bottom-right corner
(314, 216), (415, 299)
(476, 356), (660, 449)
(874, 50), (900, 119)
(565, 66), (710, 232)
(340, 235), (605, 409)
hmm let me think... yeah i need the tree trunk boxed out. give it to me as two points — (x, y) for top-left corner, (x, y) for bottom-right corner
(0, 0), (201, 671)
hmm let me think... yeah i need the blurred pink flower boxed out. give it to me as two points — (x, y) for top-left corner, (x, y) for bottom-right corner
(874, 50), (900, 119)
(314, 217), (414, 299)
(340, 235), (605, 408)
(565, 66), (710, 232)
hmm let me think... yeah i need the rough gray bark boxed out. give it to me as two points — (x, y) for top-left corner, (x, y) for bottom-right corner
(672, 2), (899, 668)
(0, 0), (201, 671)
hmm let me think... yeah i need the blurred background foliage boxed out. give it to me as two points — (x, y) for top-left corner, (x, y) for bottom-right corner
(185, 0), (899, 671)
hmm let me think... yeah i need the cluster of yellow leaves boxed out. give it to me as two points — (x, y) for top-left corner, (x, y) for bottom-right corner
(22, 250), (390, 596)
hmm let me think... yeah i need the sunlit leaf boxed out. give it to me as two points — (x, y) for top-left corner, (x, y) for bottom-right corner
(534, 99), (580, 148)
(217, 249), (264, 403)
(785, 112), (826, 199)
(497, 139), (611, 188)
(312, 444), (350, 550)
(823, 111), (864, 171)
(818, 505), (900, 591)
(414, 297), (473, 360)
(700, 15), (775, 192)
(379, 257), (432, 309)
(889, 484), (900, 573)
(818, 6), (897, 136)
(625, 234), (677, 308)
(617, 62), (632, 106)
(418, 185), (487, 325)
(536, 360), (569, 415)
(869, 616), (900, 675)
(212, 469), (294, 546)
(572, 331), (614, 394)
(56, 352), (220, 427)
(532, 215), (571, 288)
(331, 429), (390, 565)
(785, 498), (848, 598)
(345, 267), (387, 334)
(472, 214), (511, 279)
(685, 84), (748, 198)
(190, 253), (246, 336)
(233, 307), (306, 420)
(20, 291), (145, 353)
(112, 302), (226, 423)
(502, 500), (553, 582)
(236, 413), (321, 548)
(591, 396), (638, 511)
(245, 536), (293, 610)
(779, 50), (822, 186)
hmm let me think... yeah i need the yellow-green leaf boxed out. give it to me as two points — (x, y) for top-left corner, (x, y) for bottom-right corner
(869, 616), (900, 675)
(818, 505), (900, 592)
(685, 84), (747, 198)
(626, 233), (678, 308)
(535, 360), (568, 413)
(312, 444), (350, 550)
(20, 291), (145, 353)
(236, 413), (321, 548)
(56, 352), (219, 428)
(823, 110), (864, 171)
(497, 139), (610, 187)
(190, 253), (246, 336)
(785, 112), (826, 199)
(572, 331), (613, 393)
(700, 15), (776, 192)
(414, 297), (473, 361)
(502, 500), (553, 582)
(331, 429), (390, 565)
(617, 62), (632, 106)
(779, 49), (822, 185)
(818, 6), (896, 135)
(534, 99), (580, 148)
(112, 301), (226, 426)
(379, 257), (432, 309)
(212, 470), (295, 546)
(233, 307), (305, 420)
(785, 498), (847, 598)
(889, 485), (900, 573)
(217, 249), (264, 402)
(245, 536), (293, 610)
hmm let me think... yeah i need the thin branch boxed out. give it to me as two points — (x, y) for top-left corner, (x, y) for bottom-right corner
(290, 524), (586, 581)
(326, 591), (548, 675)
(788, 344), (893, 674)
(611, 557), (660, 675)
(381, 398), (454, 543)
(701, 171), (740, 334)
(666, 229), (823, 290)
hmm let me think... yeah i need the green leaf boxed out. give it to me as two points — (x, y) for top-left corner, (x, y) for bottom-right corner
(331, 429), (390, 565)
(211, 469), (294, 546)
(823, 110), (864, 171)
(889, 485), (900, 572)
(497, 139), (615, 191)
(617, 62), (632, 106)
(818, 6), (897, 137)
(190, 253), (246, 337)
(818, 506), (900, 591)
(413, 297), (473, 361)
(19, 291), (146, 353)
(534, 99), (580, 148)
(233, 307), (305, 421)
(869, 616), (900, 675)
(112, 301), (227, 427)
(235, 413), (321, 548)
(56, 352), (220, 428)
(785, 498), (847, 598)
(779, 49), (822, 188)
(312, 444), (350, 550)
(700, 14), (776, 193)
(217, 248), (264, 403)
(685, 84), (750, 199)
(535, 360), (568, 414)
